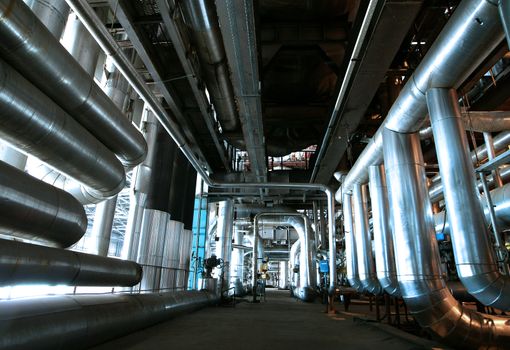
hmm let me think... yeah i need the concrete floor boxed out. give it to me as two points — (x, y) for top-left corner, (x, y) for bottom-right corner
(91, 289), (445, 350)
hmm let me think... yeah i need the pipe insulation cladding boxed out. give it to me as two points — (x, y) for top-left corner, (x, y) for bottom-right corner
(0, 239), (142, 287)
(0, 290), (218, 350)
(0, 160), (87, 248)
(0, 0), (147, 168)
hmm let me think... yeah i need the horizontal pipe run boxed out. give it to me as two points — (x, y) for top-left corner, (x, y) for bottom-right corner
(0, 239), (142, 287)
(0, 57), (126, 200)
(0, 290), (217, 350)
(0, 160), (87, 248)
(0, 0), (147, 168)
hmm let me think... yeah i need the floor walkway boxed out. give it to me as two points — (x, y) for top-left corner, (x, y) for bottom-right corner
(91, 290), (445, 350)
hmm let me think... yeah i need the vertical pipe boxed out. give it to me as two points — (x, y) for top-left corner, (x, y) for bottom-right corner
(368, 165), (400, 296)
(427, 88), (510, 310)
(216, 200), (234, 293)
(90, 195), (117, 256)
(319, 200), (326, 248)
(230, 228), (245, 295)
(352, 184), (382, 294)
(482, 132), (503, 187)
(499, 0), (510, 48)
(326, 191), (337, 292)
(343, 193), (362, 291)
(279, 261), (289, 289)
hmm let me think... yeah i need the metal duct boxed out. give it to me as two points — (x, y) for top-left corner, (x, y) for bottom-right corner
(427, 88), (510, 310)
(383, 128), (510, 349)
(230, 229), (245, 295)
(337, 0), (504, 202)
(89, 196), (118, 256)
(180, 0), (240, 132)
(289, 239), (301, 295)
(177, 229), (193, 290)
(160, 220), (183, 291)
(24, 0), (69, 38)
(368, 165), (399, 297)
(0, 0), (147, 168)
(0, 239), (141, 286)
(0, 290), (217, 350)
(216, 200), (234, 293)
(0, 58), (125, 201)
(343, 193), (362, 291)
(279, 261), (289, 290)
(0, 160), (86, 248)
(352, 184), (382, 295)
(500, 0), (510, 47)
(137, 209), (171, 292)
(255, 212), (317, 301)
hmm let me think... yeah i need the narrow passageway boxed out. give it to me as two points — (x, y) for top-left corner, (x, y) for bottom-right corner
(91, 290), (441, 350)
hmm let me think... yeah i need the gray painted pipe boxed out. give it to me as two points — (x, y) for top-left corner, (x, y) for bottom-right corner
(0, 290), (217, 350)
(383, 128), (510, 350)
(0, 160), (86, 248)
(343, 193), (362, 292)
(0, 57), (126, 200)
(427, 88), (510, 310)
(255, 212), (317, 301)
(352, 184), (382, 295)
(180, 0), (240, 132)
(336, 0), (504, 202)
(0, 239), (141, 286)
(0, 0), (147, 168)
(368, 165), (400, 297)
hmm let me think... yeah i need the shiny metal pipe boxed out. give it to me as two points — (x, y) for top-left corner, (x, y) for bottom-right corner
(230, 228), (245, 295)
(63, 1), (339, 291)
(180, 0), (240, 132)
(338, 0), (504, 200)
(279, 261), (289, 289)
(383, 128), (510, 349)
(0, 238), (141, 286)
(0, 290), (217, 350)
(62, 11), (101, 76)
(343, 192), (362, 291)
(0, 141), (27, 170)
(500, 0), (510, 48)
(254, 212), (317, 301)
(216, 200), (234, 293)
(427, 88), (510, 310)
(368, 165), (399, 296)
(177, 228), (193, 290)
(289, 239), (301, 295)
(483, 131), (503, 187)
(352, 184), (382, 295)
(90, 196), (118, 257)
(0, 160), (87, 248)
(160, 220), (183, 291)
(0, 58), (125, 201)
(24, 0), (69, 38)
(0, 0), (147, 168)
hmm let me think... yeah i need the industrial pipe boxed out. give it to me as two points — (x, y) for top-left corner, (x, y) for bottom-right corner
(427, 88), (510, 310)
(0, 290), (217, 350)
(499, 0), (510, 48)
(0, 0), (147, 168)
(254, 212), (317, 301)
(352, 184), (382, 295)
(289, 239), (301, 295)
(180, 0), (240, 132)
(383, 128), (510, 349)
(368, 165), (400, 296)
(24, 0), (69, 38)
(337, 0), (505, 202)
(343, 192), (362, 291)
(230, 229), (246, 295)
(216, 200), (234, 294)
(0, 57), (126, 201)
(65, 0), (338, 293)
(0, 160), (87, 248)
(0, 239), (141, 286)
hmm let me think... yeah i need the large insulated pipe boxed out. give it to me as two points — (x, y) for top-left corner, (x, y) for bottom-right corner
(177, 228), (193, 290)
(343, 192), (362, 291)
(216, 200), (234, 293)
(0, 0), (147, 168)
(289, 239), (301, 294)
(230, 229), (245, 295)
(160, 220), (183, 291)
(180, 0), (240, 131)
(0, 58), (125, 201)
(255, 212), (317, 301)
(0, 160), (87, 248)
(352, 184), (382, 295)
(0, 239), (141, 286)
(336, 0), (505, 202)
(24, 0), (69, 38)
(89, 196), (117, 256)
(499, 0), (510, 47)
(427, 88), (510, 310)
(0, 290), (217, 350)
(368, 165), (400, 296)
(383, 128), (510, 349)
